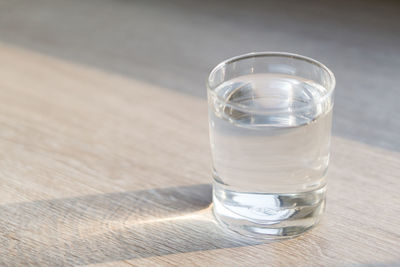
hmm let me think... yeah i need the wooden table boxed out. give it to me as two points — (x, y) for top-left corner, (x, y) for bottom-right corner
(0, 43), (399, 266)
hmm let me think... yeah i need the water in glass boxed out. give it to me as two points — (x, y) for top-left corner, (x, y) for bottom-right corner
(209, 73), (333, 238)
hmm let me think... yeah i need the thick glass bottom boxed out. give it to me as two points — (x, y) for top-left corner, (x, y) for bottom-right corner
(213, 181), (326, 239)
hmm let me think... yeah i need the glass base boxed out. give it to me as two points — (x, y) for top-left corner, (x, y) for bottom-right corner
(212, 182), (326, 239)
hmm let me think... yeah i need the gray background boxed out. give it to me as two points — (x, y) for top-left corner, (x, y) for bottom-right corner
(0, 0), (399, 151)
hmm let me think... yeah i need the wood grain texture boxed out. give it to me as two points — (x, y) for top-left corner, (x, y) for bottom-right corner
(0, 44), (399, 266)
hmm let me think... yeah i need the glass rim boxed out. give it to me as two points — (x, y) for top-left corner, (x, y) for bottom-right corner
(206, 52), (336, 114)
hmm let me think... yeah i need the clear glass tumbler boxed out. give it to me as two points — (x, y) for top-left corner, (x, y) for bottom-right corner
(207, 52), (335, 239)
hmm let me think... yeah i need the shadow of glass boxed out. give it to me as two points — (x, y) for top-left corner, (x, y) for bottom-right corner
(0, 184), (261, 266)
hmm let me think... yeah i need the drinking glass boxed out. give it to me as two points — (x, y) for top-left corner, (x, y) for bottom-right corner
(207, 52), (335, 238)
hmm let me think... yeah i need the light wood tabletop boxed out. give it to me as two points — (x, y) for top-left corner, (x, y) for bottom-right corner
(0, 43), (399, 266)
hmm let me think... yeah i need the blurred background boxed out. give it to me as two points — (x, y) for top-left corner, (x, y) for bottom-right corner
(0, 0), (399, 151)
